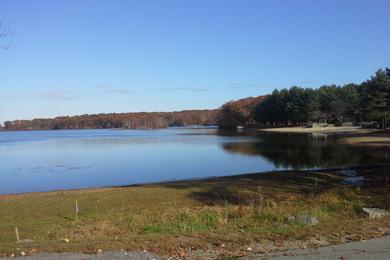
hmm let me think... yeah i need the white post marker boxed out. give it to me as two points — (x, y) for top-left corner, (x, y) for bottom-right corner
(15, 227), (20, 241)
(75, 200), (79, 221)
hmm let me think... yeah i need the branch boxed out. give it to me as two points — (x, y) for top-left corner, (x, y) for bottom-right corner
(0, 19), (13, 49)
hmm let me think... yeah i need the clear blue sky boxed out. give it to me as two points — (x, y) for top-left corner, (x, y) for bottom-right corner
(0, 0), (389, 123)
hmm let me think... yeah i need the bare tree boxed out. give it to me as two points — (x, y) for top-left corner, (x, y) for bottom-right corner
(0, 19), (12, 49)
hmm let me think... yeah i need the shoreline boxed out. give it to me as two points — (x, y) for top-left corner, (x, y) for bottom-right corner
(339, 130), (390, 147)
(257, 126), (373, 134)
(0, 164), (379, 198)
(258, 126), (390, 147)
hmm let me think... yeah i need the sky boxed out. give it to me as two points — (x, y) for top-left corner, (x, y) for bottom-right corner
(0, 0), (389, 123)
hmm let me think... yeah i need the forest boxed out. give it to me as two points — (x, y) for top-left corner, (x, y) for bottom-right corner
(1, 110), (218, 130)
(217, 68), (390, 129)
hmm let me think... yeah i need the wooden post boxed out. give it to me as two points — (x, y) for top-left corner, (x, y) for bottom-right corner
(383, 114), (385, 130)
(75, 200), (79, 221)
(15, 227), (20, 241)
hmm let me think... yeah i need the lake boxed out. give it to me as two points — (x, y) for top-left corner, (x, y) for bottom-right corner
(0, 128), (388, 194)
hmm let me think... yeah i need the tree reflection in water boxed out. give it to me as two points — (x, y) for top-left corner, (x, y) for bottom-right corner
(219, 130), (390, 169)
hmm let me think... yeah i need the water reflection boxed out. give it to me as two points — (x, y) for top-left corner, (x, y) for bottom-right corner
(220, 131), (390, 169)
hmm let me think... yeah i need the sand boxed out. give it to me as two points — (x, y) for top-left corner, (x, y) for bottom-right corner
(258, 126), (368, 134)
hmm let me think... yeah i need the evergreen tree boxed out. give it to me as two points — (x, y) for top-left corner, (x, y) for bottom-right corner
(361, 68), (390, 128)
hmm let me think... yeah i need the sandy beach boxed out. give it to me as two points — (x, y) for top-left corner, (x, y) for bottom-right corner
(258, 126), (372, 134)
(258, 126), (390, 147)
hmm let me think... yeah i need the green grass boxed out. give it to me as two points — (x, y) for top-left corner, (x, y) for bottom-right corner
(141, 211), (220, 234)
(0, 165), (390, 257)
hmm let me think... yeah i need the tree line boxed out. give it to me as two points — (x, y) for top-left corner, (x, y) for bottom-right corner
(218, 68), (390, 129)
(2, 68), (388, 131)
(1, 110), (218, 131)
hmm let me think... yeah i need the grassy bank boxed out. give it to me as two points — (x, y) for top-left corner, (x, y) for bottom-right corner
(1, 165), (390, 258)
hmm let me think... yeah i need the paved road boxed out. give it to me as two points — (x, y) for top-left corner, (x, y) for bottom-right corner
(2, 236), (390, 259)
(1, 251), (161, 260)
(249, 235), (390, 260)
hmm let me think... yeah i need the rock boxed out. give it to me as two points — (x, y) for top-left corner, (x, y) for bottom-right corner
(288, 215), (319, 225)
(362, 208), (390, 219)
(287, 215), (296, 222)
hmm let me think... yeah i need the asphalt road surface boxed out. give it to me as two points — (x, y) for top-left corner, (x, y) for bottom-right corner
(2, 236), (390, 259)
(250, 235), (390, 260)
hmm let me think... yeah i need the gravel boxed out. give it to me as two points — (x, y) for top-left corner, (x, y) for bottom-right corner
(0, 251), (161, 260)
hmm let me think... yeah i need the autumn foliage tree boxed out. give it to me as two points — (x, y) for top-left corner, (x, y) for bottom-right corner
(216, 96), (266, 128)
(2, 110), (219, 131)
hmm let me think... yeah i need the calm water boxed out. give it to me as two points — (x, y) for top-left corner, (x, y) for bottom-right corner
(0, 128), (389, 194)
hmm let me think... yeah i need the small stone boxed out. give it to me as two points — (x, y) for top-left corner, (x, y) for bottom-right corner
(362, 208), (390, 219)
(287, 216), (296, 222)
(20, 252), (25, 256)
(288, 215), (319, 225)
